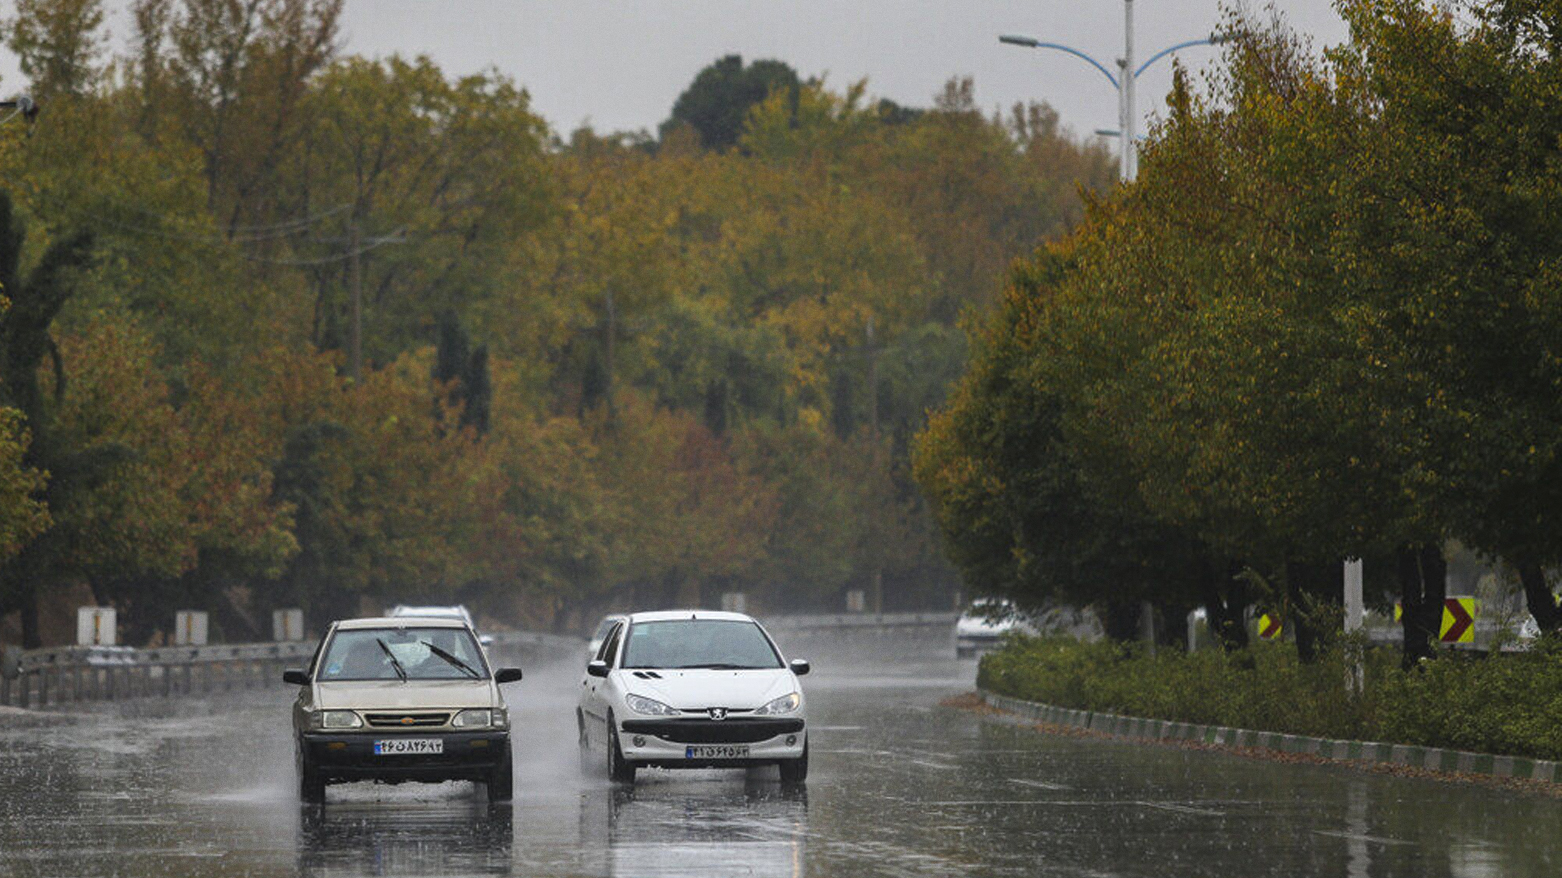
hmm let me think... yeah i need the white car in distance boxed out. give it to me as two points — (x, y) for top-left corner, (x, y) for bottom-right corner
(578, 610), (810, 785)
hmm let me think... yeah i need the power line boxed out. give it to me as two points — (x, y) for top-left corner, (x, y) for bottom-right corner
(104, 203), (353, 243)
(238, 229), (407, 266)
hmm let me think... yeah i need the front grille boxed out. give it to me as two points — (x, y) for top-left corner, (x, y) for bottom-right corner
(365, 712), (451, 728)
(621, 718), (804, 744)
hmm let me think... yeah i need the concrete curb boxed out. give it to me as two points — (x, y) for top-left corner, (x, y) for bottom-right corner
(979, 689), (1560, 784)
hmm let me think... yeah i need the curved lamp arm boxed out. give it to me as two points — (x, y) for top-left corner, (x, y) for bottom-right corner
(1134, 36), (1223, 79)
(1000, 35), (1119, 89)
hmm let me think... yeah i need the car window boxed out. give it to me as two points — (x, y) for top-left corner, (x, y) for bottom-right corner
(317, 627), (488, 681)
(621, 620), (782, 669)
(597, 622), (623, 666)
(590, 617), (619, 647)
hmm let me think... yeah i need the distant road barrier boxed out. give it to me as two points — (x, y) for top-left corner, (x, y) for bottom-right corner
(0, 630), (581, 710)
(761, 611), (961, 659)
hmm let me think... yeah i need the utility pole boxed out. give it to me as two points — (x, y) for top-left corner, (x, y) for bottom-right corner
(603, 288), (617, 421)
(866, 314), (883, 614)
(1121, 0), (1136, 181)
(348, 217), (363, 382)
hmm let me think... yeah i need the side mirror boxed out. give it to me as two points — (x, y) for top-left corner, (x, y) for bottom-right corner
(494, 667), (523, 684)
(586, 660), (610, 678)
(479, 635), (495, 647)
(789, 659), (811, 676)
(283, 669), (309, 685)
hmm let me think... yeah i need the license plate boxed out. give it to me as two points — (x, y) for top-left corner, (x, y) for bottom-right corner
(374, 738), (443, 756)
(685, 745), (749, 759)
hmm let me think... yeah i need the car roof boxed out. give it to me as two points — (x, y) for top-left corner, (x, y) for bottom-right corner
(388, 604), (469, 617)
(625, 610), (758, 624)
(334, 616), (469, 630)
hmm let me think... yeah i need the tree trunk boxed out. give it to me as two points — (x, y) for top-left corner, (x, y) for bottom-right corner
(1283, 562), (1314, 663)
(1098, 600), (1140, 643)
(20, 588), (40, 649)
(1517, 561), (1560, 635)
(1286, 559), (1344, 664)
(1202, 561), (1249, 651)
(1398, 544), (1446, 669)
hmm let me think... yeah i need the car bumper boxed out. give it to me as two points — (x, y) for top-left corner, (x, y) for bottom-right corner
(617, 718), (805, 767)
(300, 731), (510, 783)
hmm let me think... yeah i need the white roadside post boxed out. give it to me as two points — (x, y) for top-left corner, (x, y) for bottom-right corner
(76, 607), (117, 646)
(174, 610), (209, 646)
(272, 608), (304, 642)
(1344, 559), (1365, 692)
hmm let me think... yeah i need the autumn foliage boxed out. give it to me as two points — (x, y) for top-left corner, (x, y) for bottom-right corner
(0, 2), (1113, 645)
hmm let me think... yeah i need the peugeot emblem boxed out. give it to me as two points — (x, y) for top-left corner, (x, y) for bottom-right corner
(708, 707), (728, 721)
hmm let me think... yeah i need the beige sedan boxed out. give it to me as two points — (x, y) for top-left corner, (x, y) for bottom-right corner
(284, 616), (523, 803)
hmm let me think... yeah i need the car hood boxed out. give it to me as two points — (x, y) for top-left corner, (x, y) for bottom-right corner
(619, 669), (795, 710)
(314, 679), (496, 710)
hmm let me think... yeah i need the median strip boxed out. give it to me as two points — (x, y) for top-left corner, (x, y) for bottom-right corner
(975, 690), (1562, 790)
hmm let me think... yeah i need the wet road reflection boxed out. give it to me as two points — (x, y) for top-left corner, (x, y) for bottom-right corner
(298, 799), (513, 877)
(0, 649), (1560, 877)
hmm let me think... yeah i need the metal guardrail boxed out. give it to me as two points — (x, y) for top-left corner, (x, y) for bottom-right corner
(0, 640), (317, 709)
(0, 615), (961, 711)
(0, 629), (584, 710)
(762, 611), (961, 630)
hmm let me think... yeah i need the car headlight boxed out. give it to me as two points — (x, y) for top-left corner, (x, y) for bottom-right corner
(753, 692), (800, 716)
(452, 709), (494, 728)
(625, 694), (680, 716)
(320, 710), (362, 730)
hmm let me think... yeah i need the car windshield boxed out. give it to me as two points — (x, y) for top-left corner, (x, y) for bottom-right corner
(621, 619), (782, 669)
(317, 627), (487, 681)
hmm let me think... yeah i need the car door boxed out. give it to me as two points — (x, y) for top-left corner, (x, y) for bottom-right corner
(581, 621), (623, 747)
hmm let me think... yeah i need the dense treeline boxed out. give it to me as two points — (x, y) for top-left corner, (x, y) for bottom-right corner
(915, 0), (1562, 665)
(0, 1), (1113, 646)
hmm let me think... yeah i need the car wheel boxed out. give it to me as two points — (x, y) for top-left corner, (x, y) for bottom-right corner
(779, 741), (808, 786)
(297, 740), (326, 804)
(606, 713), (636, 785)
(486, 747), (514, 803)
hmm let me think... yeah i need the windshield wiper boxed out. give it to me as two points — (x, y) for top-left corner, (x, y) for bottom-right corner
(376, 638), (408, 682)
(419, 640), (480, 679)
(674, 662), (760, 670)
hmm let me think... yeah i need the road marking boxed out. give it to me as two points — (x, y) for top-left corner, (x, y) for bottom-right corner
(907, 759), (958, 771)
(1009, 779), (1073, 791)
(1136, 801), (1224, 817)
(1314, 830), (1414, 846)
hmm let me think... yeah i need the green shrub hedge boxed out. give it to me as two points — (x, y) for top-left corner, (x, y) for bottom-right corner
(977, 635), (1562, 760)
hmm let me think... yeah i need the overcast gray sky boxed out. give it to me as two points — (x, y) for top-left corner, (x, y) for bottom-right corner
(3, 1), (1349, 141)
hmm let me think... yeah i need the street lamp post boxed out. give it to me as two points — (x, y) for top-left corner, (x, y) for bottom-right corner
(1001, 0), (1219, 182)
(0, 95), (38, 126)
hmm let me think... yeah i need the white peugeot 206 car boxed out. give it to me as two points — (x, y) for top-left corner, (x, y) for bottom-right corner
(577, 610), (811, 785)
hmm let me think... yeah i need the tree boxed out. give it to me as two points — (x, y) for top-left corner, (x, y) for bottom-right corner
(3, 0), (106, 98)
(0, 191), (95, 646)
(289, 55), (553, 370)
(661, 55), (800, 151)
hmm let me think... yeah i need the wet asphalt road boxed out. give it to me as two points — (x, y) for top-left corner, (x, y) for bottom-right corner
(1, 646), (1559, 877)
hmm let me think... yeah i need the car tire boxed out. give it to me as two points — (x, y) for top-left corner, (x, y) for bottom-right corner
(297, 740), (326, 804)
(778, 741), (808, 786)
(607, 713), (636, 785)
(486, 748), (514, 803)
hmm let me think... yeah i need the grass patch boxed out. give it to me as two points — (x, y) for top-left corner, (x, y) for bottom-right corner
(978, 635), (1562, 761)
